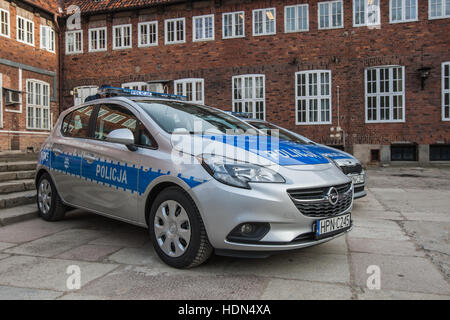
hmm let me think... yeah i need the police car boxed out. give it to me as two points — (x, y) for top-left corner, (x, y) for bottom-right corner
(233, 115), (366, 199)
(36, 86), (353, 268)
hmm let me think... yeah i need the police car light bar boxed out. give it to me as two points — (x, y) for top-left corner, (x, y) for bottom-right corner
(97, 85), (187, 101)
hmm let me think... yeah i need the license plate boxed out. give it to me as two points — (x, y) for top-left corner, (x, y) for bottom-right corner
(315, 214), (351, 239)
(350, 174), (365, 185)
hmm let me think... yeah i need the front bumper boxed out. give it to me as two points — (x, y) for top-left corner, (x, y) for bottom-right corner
(353, 183), (367, 199)
(190, 166), (353, 252)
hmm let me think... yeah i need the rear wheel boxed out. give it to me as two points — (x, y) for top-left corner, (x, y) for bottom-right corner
(37, 173), (67, 222)
(149, 186), (213, 268)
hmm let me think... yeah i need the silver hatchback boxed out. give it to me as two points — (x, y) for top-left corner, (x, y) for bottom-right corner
(36, 87), (353, 268)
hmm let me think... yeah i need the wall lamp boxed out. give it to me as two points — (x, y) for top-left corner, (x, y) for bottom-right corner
(417, 67), (431, 90)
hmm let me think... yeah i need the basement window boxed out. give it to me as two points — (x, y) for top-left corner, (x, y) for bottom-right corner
(391, 144), (417, 161)
(430, 145), (450, 161)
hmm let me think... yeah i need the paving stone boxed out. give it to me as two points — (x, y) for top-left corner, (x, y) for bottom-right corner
(56, 244), (122, 262)
(401, 211), (450, 222)
(357, 288), (450, 300)
(0, 218), (73, 243)
(0, 254), (9, 260)
(351, 209), (403, 221)
(5, 229), (107, 257)
(67, 265), (269, 300)
(348, 238), (425, 257)
(0, 285), (63, 300)
(350, 253), (450, 295)
(301, 235), (348, 255)
(0, 242), (15, 251)
(89, 231), (149, 248)
(348, 225), (409, 241)
(106, 245), (167, 267)
(261, 279), (352, 300)
(0, 255), (119, 292)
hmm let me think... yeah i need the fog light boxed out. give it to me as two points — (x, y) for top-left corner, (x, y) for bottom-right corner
(240, 224), (254, 234)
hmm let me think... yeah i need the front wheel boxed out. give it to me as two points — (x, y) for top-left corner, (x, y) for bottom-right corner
(37, 173), (67, 222)
(149, 186), (213, 268)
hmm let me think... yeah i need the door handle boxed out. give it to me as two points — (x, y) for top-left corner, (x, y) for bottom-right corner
(84, 154), (97, 164)
(52, 148), (63, 155)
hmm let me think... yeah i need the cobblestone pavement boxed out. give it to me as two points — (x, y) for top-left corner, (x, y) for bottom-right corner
(0, 167), (448, 300)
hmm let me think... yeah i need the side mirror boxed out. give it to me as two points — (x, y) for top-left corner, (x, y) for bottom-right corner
(106, 128), (136, 150)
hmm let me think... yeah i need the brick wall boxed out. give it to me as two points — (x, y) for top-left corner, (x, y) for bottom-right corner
(60, 0), (450, 152)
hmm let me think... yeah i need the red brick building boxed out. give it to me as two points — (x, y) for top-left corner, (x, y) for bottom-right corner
(0, 0), (60, 152)
(2, 0), (450, 165)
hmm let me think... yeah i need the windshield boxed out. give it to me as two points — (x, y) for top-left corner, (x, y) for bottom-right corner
(137, 101), (257, 135)
(248, 121), (309, 145)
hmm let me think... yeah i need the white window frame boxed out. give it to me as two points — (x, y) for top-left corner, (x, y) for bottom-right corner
(88, 27), (107, 52)
(65, 30), (83, 54)
(295, 70), (332, 125)
(222, 11), (245, 39)
(232, 75), (266, 120)
(113, 24), (132, 50)
(429, 0), (450, 19)
(138, 21), (158, 47)
(26, 79), (50, 130)
(253, 8), (276, 36)
(193, 14), (215, 42)
(390, 0), (418, 23)
(318, 1), (344, 30)
(442, 62), (450, 121)
(174, 79), (205, 104)
(17, 16), (34, 46)
(285, 4), (309, 33)
(0, 73), (2, 128)
(353, 0), (381, 27)
(0, 8), (10, 38)
(40, 25), (55, 53)
(165, 18), (186, 45)
(365, 66), (406, 123)
(122, 82), (149, 91)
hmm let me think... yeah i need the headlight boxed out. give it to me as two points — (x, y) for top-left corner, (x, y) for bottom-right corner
(324, 156), (343, 172)
(199, 154), (285, 189)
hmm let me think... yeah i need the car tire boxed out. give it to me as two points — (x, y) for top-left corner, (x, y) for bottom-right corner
(149, 186), (213, 268)
(36, 173), (67, 222)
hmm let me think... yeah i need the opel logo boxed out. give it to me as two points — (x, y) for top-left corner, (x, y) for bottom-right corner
(327, 187), (339, 206)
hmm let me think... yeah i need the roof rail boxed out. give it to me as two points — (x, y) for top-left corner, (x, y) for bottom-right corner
(85, 85), (187, 102)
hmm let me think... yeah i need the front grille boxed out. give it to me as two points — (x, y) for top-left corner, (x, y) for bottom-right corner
(340, 164), (363, 175)
(287, 183), (353, 218)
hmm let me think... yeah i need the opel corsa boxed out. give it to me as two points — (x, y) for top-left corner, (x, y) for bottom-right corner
(36, 87), (354, 268)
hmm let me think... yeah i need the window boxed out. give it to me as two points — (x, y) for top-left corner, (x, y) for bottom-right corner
(74, 86), (98, 106)
(174, 79), (204, 104)
(65, 105), (95, 138)
(40, 26), (55, 52)
(94, 104), (137, 140)
(66, 30), (83, 54)
(113, 24), (132, 49)
(253, 8), (276, 36)
(391, 145), (417, 161)
(318, 1), (343, 29)
(390, 0), (418, 22)
(136, 122), (157, 148)
(443, 62), (450, 120)
(365, 66), (405, 122)
(429, 0), (450, 19)
(353, 0), (380, 26)
(296, 71), (332, 124)
(89, 27), (107, 52)
(232, 75), (265, 120)
(285, 4), (309, 32)
(223, 11), (245, 38)
(165, 18), (185, 44)
(17, 16), (34, 45)
(138, 21), (158, 47)
(430, 145), (450, 161)
(122, 82), (149, 91)
(193, 15), (214, 41)
(0, 9), (9, 37)
(26, 80), (50, 130)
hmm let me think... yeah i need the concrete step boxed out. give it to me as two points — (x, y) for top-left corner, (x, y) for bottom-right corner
(0, 203), (38, 226)
(0, 151), (39, 162)
(0, 170), (35, 182)
(0, 161), (37, 173)
(0, 179), (35, 194)
(0, 190), (36, 209)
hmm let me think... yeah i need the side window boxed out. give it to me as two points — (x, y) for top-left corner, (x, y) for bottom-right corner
(95, 104), (137, 140)
(61, 112), (72, 135)
(65, 105), (95, 138)
(136, 122), (157, 149)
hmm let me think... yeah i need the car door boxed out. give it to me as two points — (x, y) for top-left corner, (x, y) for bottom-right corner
(51, 105), (95, 205)
(76, 102), (140, 222)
